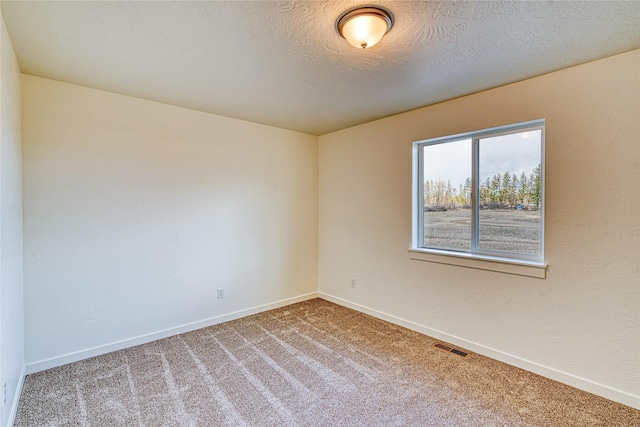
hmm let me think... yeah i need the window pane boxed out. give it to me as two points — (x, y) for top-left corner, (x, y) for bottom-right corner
(422, 139), (471, 251)
(478, 130), (542, 255)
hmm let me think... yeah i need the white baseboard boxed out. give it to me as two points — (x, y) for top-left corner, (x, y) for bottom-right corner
(318, 292), (640, 410)
(26, 292), (318, 375)
(7, 364), (26, 427)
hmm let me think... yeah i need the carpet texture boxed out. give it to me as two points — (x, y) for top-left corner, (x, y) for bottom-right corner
(15, 299), (639, 426)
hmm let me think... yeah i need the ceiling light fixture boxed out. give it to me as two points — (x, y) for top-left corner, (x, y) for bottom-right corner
(336, 5), (394, 50)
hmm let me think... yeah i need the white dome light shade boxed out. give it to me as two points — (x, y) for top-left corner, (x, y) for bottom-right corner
(336, 6), (394, 49)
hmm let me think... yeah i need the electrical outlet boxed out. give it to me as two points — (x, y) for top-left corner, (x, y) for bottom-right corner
(217, 288), (224, 299)
(351, 278), (356, 288)
(3, 381), (6, 405)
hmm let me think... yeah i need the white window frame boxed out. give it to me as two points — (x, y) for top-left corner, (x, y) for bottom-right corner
(410, 120), (547, 278)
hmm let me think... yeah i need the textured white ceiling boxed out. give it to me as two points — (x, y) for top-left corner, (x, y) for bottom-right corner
(2, 1), (639, 135)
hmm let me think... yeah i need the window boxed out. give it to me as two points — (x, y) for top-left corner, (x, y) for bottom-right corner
(411, 120), (545, 276)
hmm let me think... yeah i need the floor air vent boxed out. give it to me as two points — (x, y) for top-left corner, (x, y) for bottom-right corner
(434, 343), (469, 357)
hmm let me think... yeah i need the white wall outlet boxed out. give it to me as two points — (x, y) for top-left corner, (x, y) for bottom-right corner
(351, 278), (356, 288)
(217, 288), (224, 299)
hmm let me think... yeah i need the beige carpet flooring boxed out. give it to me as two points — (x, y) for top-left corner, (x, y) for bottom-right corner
(15, 299), (639, 426)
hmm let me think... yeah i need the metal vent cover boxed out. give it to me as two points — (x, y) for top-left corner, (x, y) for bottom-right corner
(434, 343), (469, 357)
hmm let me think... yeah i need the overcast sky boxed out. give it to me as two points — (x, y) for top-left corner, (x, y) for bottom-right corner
(423, 130), (541, 189)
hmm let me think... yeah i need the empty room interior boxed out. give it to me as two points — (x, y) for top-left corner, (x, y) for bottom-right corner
(1, 1), (639, 426)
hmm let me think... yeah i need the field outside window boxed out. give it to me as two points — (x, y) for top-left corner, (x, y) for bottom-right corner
(414, 120), (545, 266)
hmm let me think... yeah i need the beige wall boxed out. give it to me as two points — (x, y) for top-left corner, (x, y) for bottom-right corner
(22, 76), (318, 370)
(318, 50), (639, 407)
(0, 10), (24, 426)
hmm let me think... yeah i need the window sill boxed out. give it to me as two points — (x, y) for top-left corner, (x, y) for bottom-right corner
(408, 248), (547, 279)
